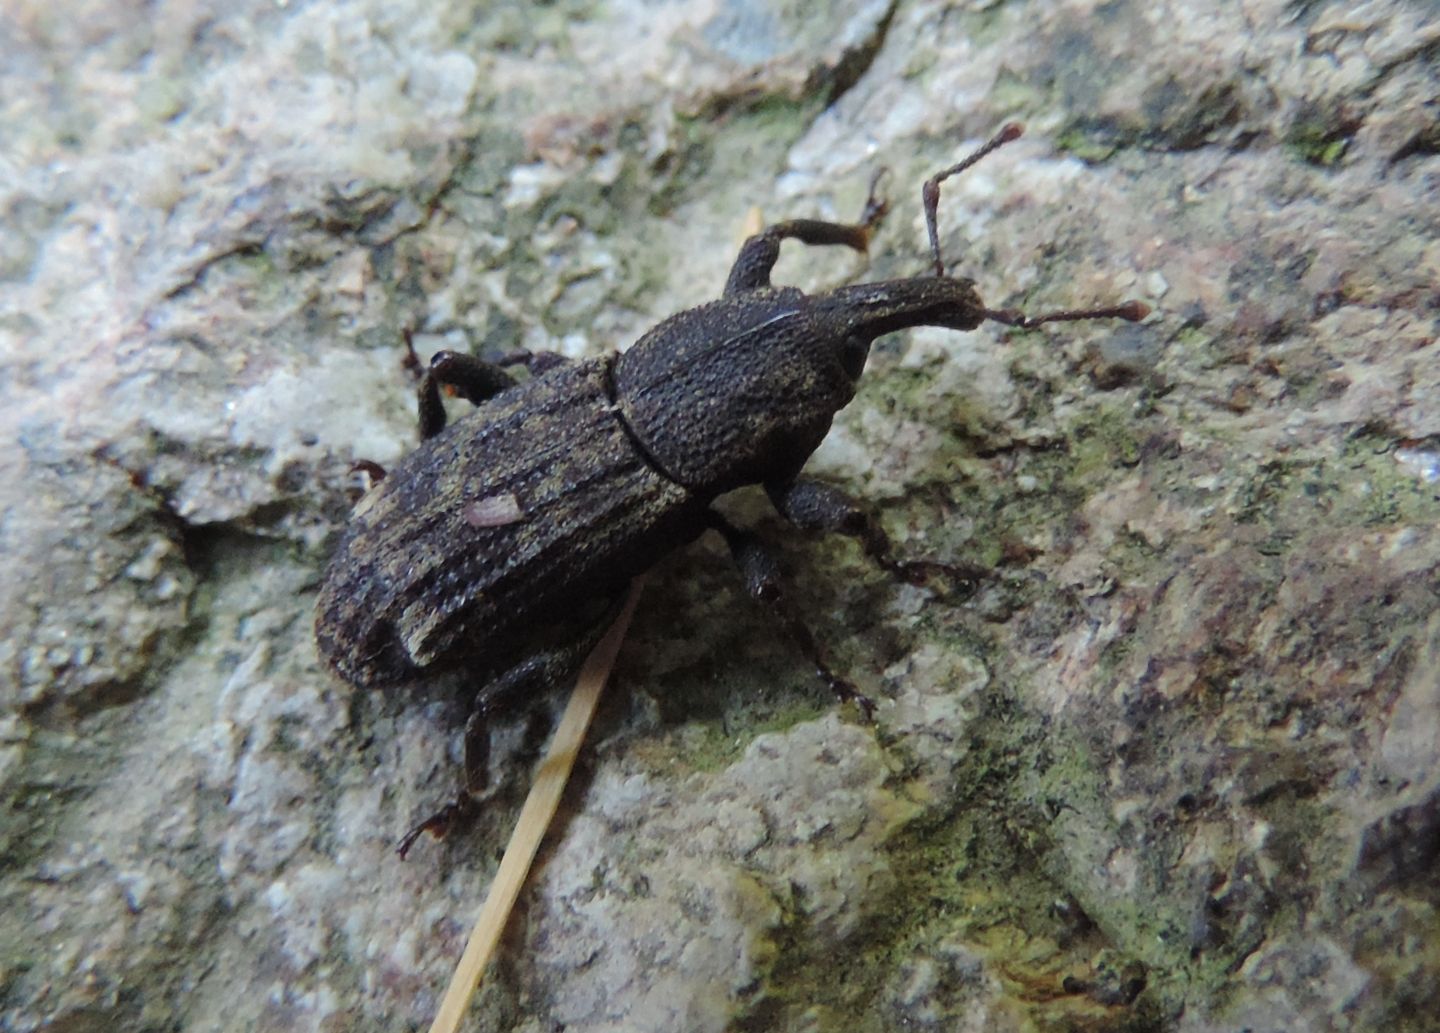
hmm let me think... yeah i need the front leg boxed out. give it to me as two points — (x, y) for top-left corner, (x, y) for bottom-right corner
(708, 512), (874, 718)
(723, 169), (889, 295)
(765, 479), (989, 588)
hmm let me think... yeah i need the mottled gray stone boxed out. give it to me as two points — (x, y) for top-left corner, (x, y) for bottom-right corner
(3, 0), (1438, 1031)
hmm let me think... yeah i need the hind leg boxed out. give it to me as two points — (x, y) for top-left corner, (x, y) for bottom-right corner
(396, 593), (623, 858)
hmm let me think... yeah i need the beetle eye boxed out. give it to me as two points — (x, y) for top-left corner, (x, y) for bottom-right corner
(839, 335), (870, 380)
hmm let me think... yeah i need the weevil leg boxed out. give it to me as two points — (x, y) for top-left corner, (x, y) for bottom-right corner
(395, 673), (541, 859)
(707, 511), (875, 719)
(403, 326), (520, 438)
(414, 348), (519, 439)
(396, 593), (624, 858)
(723, 169), (890, 295)
(765, 479), (991, 590)
(412, 343), (575, 442)
(496, 348), (572, 376)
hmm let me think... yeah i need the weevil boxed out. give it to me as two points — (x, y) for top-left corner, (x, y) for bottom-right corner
(314, 124), (1148, 854)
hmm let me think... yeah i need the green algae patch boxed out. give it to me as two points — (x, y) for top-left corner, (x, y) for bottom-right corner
(666, 694), (834, 776)
(1069, 405), (1146, 477)
(734, 712), (1171, 1032)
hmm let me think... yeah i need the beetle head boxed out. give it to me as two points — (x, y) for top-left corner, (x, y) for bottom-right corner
(817, 276), (988, 381)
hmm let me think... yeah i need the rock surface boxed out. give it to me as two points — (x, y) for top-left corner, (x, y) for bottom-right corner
(2, 0), (1437, 1030)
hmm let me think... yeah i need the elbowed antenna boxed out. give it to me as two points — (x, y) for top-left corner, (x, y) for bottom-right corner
(923, 122), (1024, 278)
(823, 279), (1149, 351)
(918, 123), (1151, 328)
(985, 299), (1152, 327)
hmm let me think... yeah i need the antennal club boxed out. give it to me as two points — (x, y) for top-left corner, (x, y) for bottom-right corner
(922, 121), (1024, 278)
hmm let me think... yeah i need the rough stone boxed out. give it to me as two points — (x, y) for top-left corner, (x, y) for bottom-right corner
(3, 0), (1437, 1031)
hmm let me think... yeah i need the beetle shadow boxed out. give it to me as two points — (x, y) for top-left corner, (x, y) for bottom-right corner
(607, 515), (916, 733)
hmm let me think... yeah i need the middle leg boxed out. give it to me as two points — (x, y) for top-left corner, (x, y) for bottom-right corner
(406, 331), (519, 440)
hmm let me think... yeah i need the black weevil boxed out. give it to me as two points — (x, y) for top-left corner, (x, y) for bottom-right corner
(314, 124), (1148, 854)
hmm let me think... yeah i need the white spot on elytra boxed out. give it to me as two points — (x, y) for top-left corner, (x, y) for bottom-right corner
(463, 493), (524, 527)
